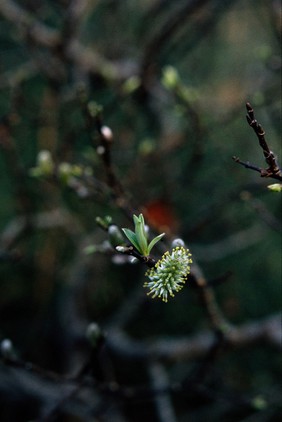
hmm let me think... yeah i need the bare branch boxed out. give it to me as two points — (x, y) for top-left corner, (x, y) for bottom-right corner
(191, 224), (267, 262)
(80, 98), (136, 217)
(148, 363), (178, 422)
(246, 102), (281, 178)
(0, 0), (138, 82)
(0, 0), (60, 48)
(107, 313), (281, 362)
(233, 103), (282, 181)
(141, 0), (211, 80)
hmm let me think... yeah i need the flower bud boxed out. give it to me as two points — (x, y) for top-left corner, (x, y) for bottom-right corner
(86, 322), (103, 347)
(96, 215), (112, 230)
(171, 238), (185, 248)
(37, 150), (54, 175)
(108, 225), (124, 247)
(267, 183), (282, 192)
(162, 66), (179, 90)
(58, 162), (73, 184)
(116, 245), (127, 253)
(101, 125), (113, 143)
(122, 75), (141, 94)
(1, 338), (14, 359)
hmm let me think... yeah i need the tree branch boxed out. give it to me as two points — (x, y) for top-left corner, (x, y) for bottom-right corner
(0, 0), (137, 82)
(148, 362), (178, 422)
(106, 313), (281, 362)
(233, 103), (282, 181)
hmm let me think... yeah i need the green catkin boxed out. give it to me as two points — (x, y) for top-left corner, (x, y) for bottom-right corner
(144, 247), (192, 302)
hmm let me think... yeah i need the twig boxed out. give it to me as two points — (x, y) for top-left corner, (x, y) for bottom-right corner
(106, 312), (281, 362)
(1, 312), (280, 419)
(233, 103), (282, 181)
(80, 97), (136, 217)
(0, 209), (82, 251)
(141, 0), (211, 82)
(148, 362), (177, 422)
(0, 0), (60, 47)
(0, 0), (137, 82)
(94, 111), (126, 205)
(245, 102), (281, 177)
(240, 191), (281, 232)
(180, 330), (227, 403)
(232, 156), (265, 174)
(116, 245), (157, 268)
(0, 116), (33, 216)
(190, 261), (230, 334)
(0, 61), (37, 89)
(190, 224), (266, 262)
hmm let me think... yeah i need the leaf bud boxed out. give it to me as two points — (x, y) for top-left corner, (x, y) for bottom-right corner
(101, 125), (113, 142)
(37, 150), (54, 175)
(86, 322), (103, 347)
(115, 245), (127, 253)
(171, 238), (185, 248)
(108, 225), (124, 247)
(1, 338), (14, 359)
(162, 65), (179, 90)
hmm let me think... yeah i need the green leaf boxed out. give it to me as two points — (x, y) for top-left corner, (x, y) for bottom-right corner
(122, 214), (165, 257)
(147, 233), (165, 254)
(133, 214), (148, 255)
(83, 245), (97, 255)
(122, 228), (142, 253)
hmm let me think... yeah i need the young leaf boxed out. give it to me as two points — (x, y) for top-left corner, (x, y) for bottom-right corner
(148, 233), (165, 254)
(133, 214), (148, 255)
(122, 228), (141, 253)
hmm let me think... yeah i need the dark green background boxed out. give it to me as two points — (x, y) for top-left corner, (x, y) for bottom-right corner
(0, 1), (281, 421)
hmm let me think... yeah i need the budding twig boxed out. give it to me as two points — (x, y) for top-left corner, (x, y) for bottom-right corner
(79, 95), (136, 217)
(116, 245), (156, 268)
(233, 103), (282, 181)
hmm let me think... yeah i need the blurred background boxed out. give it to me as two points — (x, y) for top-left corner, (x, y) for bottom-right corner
(0, 0), (281, 421)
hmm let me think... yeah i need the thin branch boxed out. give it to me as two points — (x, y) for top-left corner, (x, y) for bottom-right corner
(0, 0), (60, 47)
(148, 363), (178, 422)
(0, 208), (82, 251)
(80, 97), (136, 217)
(106, 285), (146, 331)
(1, 313), (280, 419)
(191, 224), (266, 262)
(0, 0), (137, 82)
(246, 102), (281, 177)
(116, 245), (157, 268)
(191, 261), (230, 334)
(0, 61), (37, 89)
(232, 156), (265, 174)
(106, 313), (281, 362)
(233, 103), (282, 181)
(240, 191), (281, 232)
(141, 0), (211, 81)
(0, 117), (33, 217)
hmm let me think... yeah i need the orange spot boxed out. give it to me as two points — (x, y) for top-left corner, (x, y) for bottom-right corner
(143, 200), (179, 234)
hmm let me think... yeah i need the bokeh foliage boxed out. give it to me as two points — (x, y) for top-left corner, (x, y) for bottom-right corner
(0, 0), (281, 421)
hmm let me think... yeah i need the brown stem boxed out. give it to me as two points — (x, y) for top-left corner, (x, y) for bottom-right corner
(191, 262), (230, 334)
(244, 102), (282, 180)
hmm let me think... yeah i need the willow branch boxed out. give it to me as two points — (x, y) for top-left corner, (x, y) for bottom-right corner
(148, 363), (178, 422)
(0, 0), (137, 82)
(0, 0), (60, 47)
(107, 312), (281, 362)
(191, 261), (230, 334)
(141, 0), (211, 80)
(233, 103), (282, 181)
(80, 100), (136, 217)
(191, 224), (266, 262)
